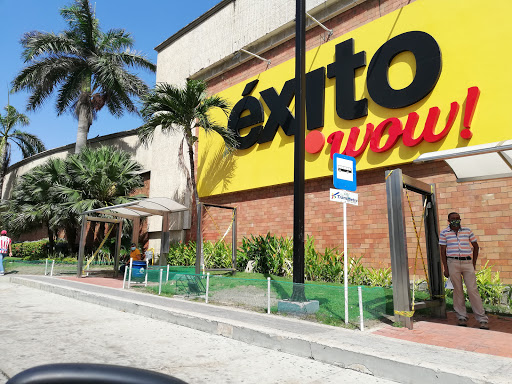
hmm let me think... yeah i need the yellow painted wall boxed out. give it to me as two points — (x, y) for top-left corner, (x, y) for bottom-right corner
(198, 0), (512, 197)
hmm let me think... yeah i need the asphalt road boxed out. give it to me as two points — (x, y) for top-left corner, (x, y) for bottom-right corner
(0, 280), (397, 384)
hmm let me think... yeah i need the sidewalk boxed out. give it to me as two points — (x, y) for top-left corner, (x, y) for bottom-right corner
(8, 275), (512, 384)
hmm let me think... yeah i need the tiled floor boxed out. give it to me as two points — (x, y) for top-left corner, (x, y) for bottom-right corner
(61, 276), (124, 289)
(60, 276), (512, 359)
(373, 311), (512, 358)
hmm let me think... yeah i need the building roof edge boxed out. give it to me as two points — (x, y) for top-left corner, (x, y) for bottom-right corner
(154, 0), (235, 53)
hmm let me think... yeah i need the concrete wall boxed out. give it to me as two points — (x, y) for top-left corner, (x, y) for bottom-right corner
(155, 0), (366, 85)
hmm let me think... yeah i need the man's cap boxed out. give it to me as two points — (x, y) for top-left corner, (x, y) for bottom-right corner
(1, 230), (7, 235)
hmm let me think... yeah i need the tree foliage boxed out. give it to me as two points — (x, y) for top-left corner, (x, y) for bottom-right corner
(11, 0), (156, 153)
(0, 105), (45, 195)
(1, 146), (144, 252)
(137, 79), (236, 205)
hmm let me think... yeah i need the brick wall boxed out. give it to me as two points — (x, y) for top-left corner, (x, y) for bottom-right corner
(200, 162), (512, 283)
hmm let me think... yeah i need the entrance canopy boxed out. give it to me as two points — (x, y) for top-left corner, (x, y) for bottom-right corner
(78, 197), (188, 277)
(414, 140), (512, 182)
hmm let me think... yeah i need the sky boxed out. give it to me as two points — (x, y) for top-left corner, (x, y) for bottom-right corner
(0, 0), (220, 164)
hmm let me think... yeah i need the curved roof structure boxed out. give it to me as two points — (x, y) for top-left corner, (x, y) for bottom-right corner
(81, 197), (188, 219)
(414, 140), (512, 182)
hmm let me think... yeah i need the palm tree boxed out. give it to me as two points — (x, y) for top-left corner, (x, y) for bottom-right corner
(2, 146), (144, 253)
(0, 105), (46, 196)
(58, 146), (145, 215)
(2, 158), (69, 252)
(137, 79), (237, 207)
(11, 0), (156, 153)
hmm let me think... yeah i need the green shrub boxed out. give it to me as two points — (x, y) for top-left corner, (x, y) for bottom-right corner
(365, 267), (392, 287)
(59, 257), (78, 264)
(203, 241), (233, 269)
(167, 241), (196, 266)
(12, 239), (49, 260)
(305, 237), (344, 283)
(237, 233), (292, 275)
(471, 261), (505, 306)
(166, 235), (393, 288)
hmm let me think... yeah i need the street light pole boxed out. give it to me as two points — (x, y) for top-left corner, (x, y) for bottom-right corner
(291, 0), (306, 301)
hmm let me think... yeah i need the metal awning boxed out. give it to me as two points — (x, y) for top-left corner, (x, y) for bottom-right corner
(414, 140), (512, 182)
(81, 197), (188, 219)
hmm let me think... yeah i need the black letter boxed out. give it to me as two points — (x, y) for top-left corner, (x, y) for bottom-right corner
(258, 79), (296, 143)
(367, 31), (442, 109)
(306, 67), (325, 130)
(227, 96), (264, 150)
(327, 39), (368, 120)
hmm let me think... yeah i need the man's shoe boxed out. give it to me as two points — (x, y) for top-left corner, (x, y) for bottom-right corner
(458, 318), (468, 327)
(480, 322), (489, 330)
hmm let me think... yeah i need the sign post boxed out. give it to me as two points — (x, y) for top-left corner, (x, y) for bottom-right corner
(331, 154), (357, 324)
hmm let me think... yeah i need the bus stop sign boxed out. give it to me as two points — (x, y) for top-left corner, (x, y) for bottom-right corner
(333, 153), (356, 191)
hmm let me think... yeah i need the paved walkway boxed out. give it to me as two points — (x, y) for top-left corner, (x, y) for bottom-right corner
(6, 275), (512, 384)
(374, 311), (512, 359)
(0, 280), (395, 384)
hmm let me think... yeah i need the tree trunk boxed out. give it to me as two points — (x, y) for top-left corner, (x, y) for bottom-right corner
(47, 224), (55, 255)
(66, 225), (77, 255)
(187, 139), (199, 207)
(75, 105), (90, 153)
(0, 142), (9, 199)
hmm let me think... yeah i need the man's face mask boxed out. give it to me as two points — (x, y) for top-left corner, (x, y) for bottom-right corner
(131, 246), (136, 250)
(449, 219), (461, 227)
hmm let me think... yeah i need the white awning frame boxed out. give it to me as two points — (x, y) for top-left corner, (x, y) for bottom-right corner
(413, 140), (512, 182)
(78, 197), (189, 278)
(81, 197), (188, 219)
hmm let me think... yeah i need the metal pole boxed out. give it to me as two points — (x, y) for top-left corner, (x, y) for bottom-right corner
(386, 169), (413, 329)
(50, 260), (55, 277)
(77, 217), (88, 277)
(267, 277), (271, 314)
(344, 202), (348, 324)
(358, 286), (365, 331)
(160, 213), (170, 266)
(159, 269), (163, 295)
(45, 259), (48, 276)
(131, 217), (140, 245)
(114, 221), (123, 278)
(144, 259), (149, 287)
(206, 273), (210, 304)
(232, 207), (237, 272)
(166, 265), (170, 281)
(291, 0), (306, 302)
(122, 267), (128, 289)
(127, 258), (133, 288)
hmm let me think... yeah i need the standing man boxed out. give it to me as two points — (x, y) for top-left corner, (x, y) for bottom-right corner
(439, 212), (489, 329)
(0, 230), (12, 276)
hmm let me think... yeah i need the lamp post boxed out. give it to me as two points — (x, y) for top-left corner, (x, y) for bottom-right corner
(291, 0), (307, 302)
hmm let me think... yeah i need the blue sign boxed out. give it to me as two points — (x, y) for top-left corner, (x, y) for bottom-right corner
(333, 154), (356, 191)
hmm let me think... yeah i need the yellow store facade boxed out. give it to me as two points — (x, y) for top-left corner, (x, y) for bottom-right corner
(166, 0), (512, 281)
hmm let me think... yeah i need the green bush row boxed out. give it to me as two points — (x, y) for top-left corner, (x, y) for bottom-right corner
(166, 234), (392, 287)
(12, 239), (49, 260)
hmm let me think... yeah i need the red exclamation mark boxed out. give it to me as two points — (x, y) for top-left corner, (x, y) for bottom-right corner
(461, 86), (480, 139)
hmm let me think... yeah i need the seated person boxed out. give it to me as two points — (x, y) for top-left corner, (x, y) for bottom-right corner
(120, 243), (144, 274)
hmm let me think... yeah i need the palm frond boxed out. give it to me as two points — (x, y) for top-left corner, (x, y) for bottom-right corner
(20, 31), (81, 61)
(11, 131), (46, 158)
